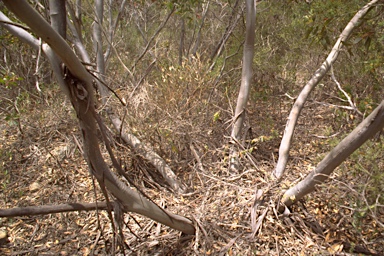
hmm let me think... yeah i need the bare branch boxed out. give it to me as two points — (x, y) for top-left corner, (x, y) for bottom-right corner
(0, 202), (111, 217)
(330, 65), (363, 116)
(273, 0), (380, 179)
(132, 6), (175, 70)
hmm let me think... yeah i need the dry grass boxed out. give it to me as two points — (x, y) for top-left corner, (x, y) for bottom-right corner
(0, 62), (383, 255)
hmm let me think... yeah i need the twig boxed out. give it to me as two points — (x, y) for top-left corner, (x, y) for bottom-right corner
(72, 134), (83, 155)
(132, 6), (175, 70)
(330, 65), (363, 116)
(34, 38), (42, 92)
(129, 59), (157, 98)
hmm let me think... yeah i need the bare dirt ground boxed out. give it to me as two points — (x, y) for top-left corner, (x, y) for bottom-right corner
(0, 84), (383, 255)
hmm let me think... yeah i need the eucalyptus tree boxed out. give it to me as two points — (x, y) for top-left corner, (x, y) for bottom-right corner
(0, 0), (195, 235)
(1, 0), (383, 247)
(273, 0), (382, 180)
(274, 0), (384, 208)
(230, 0), (256, 171)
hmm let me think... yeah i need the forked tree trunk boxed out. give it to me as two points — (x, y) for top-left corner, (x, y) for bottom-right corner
(273, 0), (380, 179)
(282, 100), (384, 208)
(1, 0), (195, 235)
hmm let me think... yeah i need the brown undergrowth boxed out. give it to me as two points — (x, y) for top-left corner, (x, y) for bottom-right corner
(0, 67), (383, 255)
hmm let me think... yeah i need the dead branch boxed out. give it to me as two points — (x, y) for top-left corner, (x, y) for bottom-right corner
(0, 202), (111, 217)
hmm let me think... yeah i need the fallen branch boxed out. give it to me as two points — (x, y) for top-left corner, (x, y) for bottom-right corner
(0, 202), (111, 217)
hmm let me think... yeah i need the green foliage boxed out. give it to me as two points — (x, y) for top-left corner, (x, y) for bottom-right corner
(303, 0), (364, 49)
(0, 71), (23, 89)
(351, 140), (384, 204)
(326, 136), (384, 231)
(0, 168), (10, 190)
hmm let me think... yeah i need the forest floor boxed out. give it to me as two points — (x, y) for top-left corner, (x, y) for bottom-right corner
(0, 84), (383, 255)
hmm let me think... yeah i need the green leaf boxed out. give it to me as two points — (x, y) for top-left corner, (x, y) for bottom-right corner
(213, 111), (220, 122)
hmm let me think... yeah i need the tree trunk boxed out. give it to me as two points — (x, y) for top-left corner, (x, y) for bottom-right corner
(229, 0), (256, 170)
(273, 0), (380, 179)
(1, 0), (195, 235)
(49, 0), (66, 39)
(282, 100), (384, 208)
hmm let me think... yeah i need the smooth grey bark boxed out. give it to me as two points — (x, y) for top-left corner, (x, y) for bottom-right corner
(231, 0), (256, 140)
(0, 202), (111, 217)
(66, 8), (90, 63)
(273, 0), (380, 179)
(229, 0), (256, 170)
(75, 0), (81, 20)
(1, 0), (195, 235)
(49, 0), (66, 39)
(92, 0), (109, 101)
(282, 100), (384, 208)
(66, 0), (82, 42)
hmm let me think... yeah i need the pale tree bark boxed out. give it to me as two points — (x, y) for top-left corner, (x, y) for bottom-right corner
(1, 0), (195, 235)
(49, 0), (66, 39)
(0, 202), (111, 217)
(92, 0), (109, 101)
(282, 100), (384, 208)
(273, 0), (380, 180)
(90, 0), (185, 193)
(230, 0), (256, 170)
(66, 0), (82, 43)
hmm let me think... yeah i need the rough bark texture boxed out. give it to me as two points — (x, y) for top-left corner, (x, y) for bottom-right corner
(273, 0), (380, 179)
(282, 100), (384, 208)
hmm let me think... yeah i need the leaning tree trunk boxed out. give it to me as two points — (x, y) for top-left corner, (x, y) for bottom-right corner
(282, 100), (384, 208)
(273, 0), (380, 179)
(229, 0), (256, 171)
(1, 0), (195, 235)
(89, 0), (185, 193)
